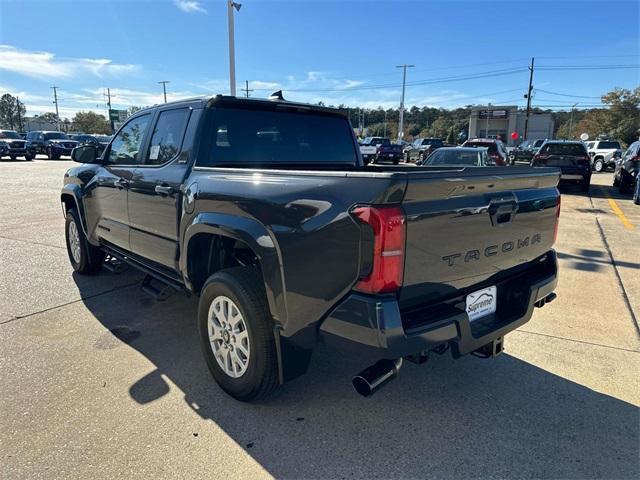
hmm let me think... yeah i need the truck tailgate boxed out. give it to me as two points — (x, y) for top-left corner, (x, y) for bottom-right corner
(399, 167), (560, 309)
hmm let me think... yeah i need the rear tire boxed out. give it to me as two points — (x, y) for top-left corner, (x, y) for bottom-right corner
(65, 208), (104, 274)
(198, 267), (279, 402)
(580, 178), (590, 193)
(619, 173), (631, 194)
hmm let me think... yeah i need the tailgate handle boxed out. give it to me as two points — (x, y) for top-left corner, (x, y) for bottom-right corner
(488, 200), (518, 226)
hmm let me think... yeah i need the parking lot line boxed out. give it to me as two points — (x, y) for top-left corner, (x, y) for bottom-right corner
(606, 197), (635, 231)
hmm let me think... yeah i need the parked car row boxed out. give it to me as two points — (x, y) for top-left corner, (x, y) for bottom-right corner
(0, 130), (113, 160)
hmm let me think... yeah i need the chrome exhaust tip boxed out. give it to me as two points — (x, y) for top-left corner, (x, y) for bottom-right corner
(352, 358), (403, 397)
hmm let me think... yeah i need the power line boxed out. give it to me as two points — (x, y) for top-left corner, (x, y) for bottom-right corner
(535, 89), (602, 99)
(253, 67), (528, 93)
(537, 64), (639, 70)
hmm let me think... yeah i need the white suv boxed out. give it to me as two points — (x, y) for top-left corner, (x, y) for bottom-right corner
(585, 139), (622, 172)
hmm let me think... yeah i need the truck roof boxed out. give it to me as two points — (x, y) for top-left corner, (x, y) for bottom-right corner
(134, 95), (347, 117)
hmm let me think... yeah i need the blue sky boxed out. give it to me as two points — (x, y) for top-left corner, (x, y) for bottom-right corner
(0, 0), (638, 118)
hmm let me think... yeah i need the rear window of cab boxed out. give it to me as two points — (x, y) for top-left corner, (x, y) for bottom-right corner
(199, 106), (358, 167)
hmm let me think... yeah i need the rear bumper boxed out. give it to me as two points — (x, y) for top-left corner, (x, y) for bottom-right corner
(320, 250), (558, 358)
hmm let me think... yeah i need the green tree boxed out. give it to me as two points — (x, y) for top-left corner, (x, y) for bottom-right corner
(37, 112), (60, 127)
(600, 87), (640, 145)
(127, 105), (144, 116)
(71, 111), (111, 134)
(0, 93), (26, 130)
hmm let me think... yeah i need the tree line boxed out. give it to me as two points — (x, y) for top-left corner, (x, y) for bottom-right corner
(1, 87), (637, 145)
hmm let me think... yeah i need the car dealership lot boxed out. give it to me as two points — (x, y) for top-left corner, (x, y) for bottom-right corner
(1, 159), (638, 479)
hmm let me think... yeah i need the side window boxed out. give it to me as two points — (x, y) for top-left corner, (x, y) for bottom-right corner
(108, 114), (152, 165)
(146, 108), (190, 165)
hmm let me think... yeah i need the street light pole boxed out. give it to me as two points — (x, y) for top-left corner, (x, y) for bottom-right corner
(227, 1), (242, 96)
(396, 64), (414, 142)
(158, 81), (170, 103)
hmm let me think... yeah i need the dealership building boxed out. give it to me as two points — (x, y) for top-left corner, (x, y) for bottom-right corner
(468, 106), (554, 146)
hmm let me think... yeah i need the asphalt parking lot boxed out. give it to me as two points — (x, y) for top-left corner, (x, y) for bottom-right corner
(1, 158), (639, 479)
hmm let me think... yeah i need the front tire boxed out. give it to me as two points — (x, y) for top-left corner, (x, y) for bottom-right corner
(65, 208), (104, 274)
(198, 267), (279, 402)
(593, 158), (604, 173)
(47, 148), (60, 160)
(25, 153), (34, 161)
(633, 179), (640, 205)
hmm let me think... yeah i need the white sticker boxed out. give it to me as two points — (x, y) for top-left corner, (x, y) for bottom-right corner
(149, 145), (160, 160)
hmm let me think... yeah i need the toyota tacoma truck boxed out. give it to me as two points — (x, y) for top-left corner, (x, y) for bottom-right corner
(62, 95), (560, 401)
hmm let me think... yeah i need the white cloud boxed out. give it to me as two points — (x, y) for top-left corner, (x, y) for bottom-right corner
(0, 45), (138, 79)
(174, 0), (207, 14)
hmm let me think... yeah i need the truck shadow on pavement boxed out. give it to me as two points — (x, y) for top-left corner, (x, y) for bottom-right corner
(77, 278), (639, 479)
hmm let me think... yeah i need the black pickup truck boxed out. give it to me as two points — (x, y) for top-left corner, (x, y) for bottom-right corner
(62, 95), (560, 401)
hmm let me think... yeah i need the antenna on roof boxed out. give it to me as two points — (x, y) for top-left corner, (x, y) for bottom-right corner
(269, 90), (285, 101)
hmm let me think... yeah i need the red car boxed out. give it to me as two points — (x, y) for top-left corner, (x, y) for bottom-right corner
(462, 138), (509, 166)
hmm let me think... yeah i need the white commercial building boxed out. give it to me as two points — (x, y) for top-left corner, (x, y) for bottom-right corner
(468, 106), (555, 146)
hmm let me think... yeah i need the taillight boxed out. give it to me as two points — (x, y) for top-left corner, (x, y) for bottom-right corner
(352, 205), (406, 294)
(552, 196), (561, 245)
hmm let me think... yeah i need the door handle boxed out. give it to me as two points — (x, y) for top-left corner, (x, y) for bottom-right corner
(155, 185), (175, 195)
(116, 178), (130, 189)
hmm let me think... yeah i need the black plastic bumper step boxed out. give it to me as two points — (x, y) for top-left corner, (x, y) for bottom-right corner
(140, 274), (175, 301)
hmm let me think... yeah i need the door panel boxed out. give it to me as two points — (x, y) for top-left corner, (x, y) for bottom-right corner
(127, 107), (193, 270)
(85, 166), (136, 250)
(85, 113), (153, 251)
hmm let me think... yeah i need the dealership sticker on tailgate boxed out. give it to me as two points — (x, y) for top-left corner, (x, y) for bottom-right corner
(466, 286), (497, 322)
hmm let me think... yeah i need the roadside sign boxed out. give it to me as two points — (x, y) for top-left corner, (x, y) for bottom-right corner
(109, 109), (128, 122)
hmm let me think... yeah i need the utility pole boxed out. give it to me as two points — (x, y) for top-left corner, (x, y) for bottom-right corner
(396, 64), (414, 142)
(241, 80), (253, 98)
(158, 81), (170, 103)
(51, 86), (60, 131)
(106, 88), (115, 134)
(568, 102), (578, 139)
(227, 1), (242, 96)
(383, 110), (387, 137)
(16, 96), (23, 132)
(523, 57), (535, 140)
(485, 102), (491, 137)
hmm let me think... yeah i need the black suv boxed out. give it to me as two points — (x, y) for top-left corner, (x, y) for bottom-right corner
(25, 131), (79, 160)
(0, 130), (28, 160)
(532, 140), (591, 192)
(69, 134), (112, 157)
(613, 140), (639, 195)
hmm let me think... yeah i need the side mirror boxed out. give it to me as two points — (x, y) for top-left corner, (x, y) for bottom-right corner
(71, 145), (99, 164)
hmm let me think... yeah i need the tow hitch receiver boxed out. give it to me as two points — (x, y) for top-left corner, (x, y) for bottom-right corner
(473, 337), (504, 359)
